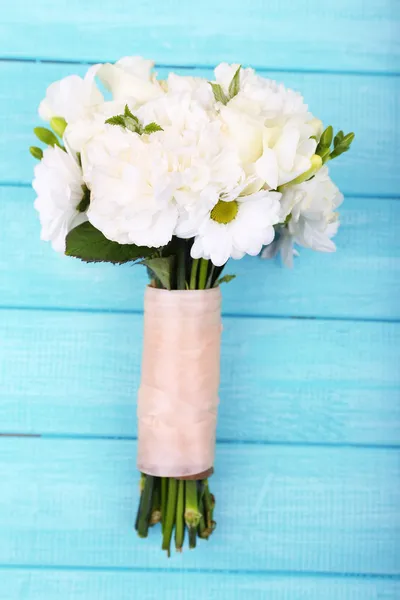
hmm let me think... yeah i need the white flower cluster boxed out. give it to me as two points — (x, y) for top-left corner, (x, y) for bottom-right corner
(33, 57), (344, 267)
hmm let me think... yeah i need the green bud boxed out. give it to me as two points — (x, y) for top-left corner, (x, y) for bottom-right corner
(320, 125), (333, 148)
(342, 132), (355, 147)
(29, 146), (43, 160)
(34, 126), (61, 147)
(334, 130), (344, 147)
(50, 116), (67, 137)
(319, 147), (331, 163)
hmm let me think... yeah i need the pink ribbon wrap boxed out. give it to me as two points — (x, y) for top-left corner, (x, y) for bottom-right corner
(137, 286), (222, 478)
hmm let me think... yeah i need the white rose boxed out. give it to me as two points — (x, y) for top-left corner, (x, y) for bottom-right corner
(97, 56), (163, 105)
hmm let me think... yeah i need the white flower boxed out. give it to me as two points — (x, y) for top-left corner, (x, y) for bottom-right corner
(188, 190), (281, 267)
(97, 56), (163, 105)
(63, 100), (126, 155)
(264, 166), (343, 267)
(84, 126), (178, 247)
(38, 65), (104, 123)
(33, 146), (86, 252)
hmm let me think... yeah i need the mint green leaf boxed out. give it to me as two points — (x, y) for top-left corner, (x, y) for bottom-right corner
(214, 274), (236, 287)
(65, 222), (155, 264)
(34, 127), (61, 148)
(50, 116), (67, 137)
(210, 83), (228, 105)
(124, 105), (139, 122)
(105, 115), (126, 128)
(124, 116), (142, 133)
(333, 130), (344, 147)
(228, 65), (241, 100)
(29, 146), (43, 160)
(143, 122), (164, 134)
(142, 256), (174, 290)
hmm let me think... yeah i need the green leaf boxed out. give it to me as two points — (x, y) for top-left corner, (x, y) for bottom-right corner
(34, 127), (61, 148)
(228, 65), (241, 100)
(105, 115), (126, 128)
(50, 116), (67, 137)
(214, 274), (236, 287)
(124, 105), (139, 122)
(210, 83), (228, 105)
(76, 184), (90, 213)
(333, 130), (344, 147)
(342, 132), (355, 146)
(143, 122), (164, 134)
(29, 146), (43, 160)
(318, 147), (331, 163)
(65, 222), (155, 264)
(142, 256), (174, 290)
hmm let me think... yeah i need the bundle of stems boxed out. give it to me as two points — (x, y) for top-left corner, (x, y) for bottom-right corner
(135, 238), (223, 554)
(135, 475), (216, 555)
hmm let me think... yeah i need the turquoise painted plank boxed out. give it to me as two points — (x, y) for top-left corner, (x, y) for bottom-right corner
(1, 569), (399, 600)
(1, 188), (399, 320)
(1, 61), (399, 196)
(1, 310), (399, 444)
(0, 438), (399, 574)
(0, 1), (398, 74)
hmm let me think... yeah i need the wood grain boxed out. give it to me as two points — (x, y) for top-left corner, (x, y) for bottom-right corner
(0, 438), (399, 574)
(1, 60), (399, 196)
(1, 310), (399, 444)
(1, 0), (398, 74)
(1, 569), (399, 600)
(1, 189), (400, 320)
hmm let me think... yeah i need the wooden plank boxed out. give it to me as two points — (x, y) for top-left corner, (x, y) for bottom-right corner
(1, 568), (399, 600)
(0, 438), (399, 574)
(0, 1), (398, 74)
(1, 310), (399, 444)
(1, 187), (399, 320)
(1, 60), (399, 196)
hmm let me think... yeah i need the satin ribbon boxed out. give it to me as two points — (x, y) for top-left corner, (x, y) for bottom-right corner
(137, 286), (222, 478)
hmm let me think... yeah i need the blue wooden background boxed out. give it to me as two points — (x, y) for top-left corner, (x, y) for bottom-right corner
(0, 2), (399, 598)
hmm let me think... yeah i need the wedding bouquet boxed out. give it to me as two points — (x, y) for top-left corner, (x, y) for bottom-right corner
(30, 56), (354, 555)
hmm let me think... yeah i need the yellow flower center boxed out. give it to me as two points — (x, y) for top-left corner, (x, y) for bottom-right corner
(210, 200), (239, 224)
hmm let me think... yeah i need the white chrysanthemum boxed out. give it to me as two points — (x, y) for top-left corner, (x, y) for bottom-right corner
(187, 190), (281, 267)
(63, 100), (126, 155)
(33, 146), (86, 252)
(137, 92), (244, 212)
(263, 166), (343, 267)
(84, 126), (177, 247)
(38, 65), (104, 123)
(97, 56), (163, 105)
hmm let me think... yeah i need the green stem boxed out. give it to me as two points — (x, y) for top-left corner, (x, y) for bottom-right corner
(137, 475), (155, 538)
(175, 480), (185, 552)
(176, 239), (187, 290)
(189, 258), (199, 290)
(198, 259), (209, 290)
(161, 477), (168, 534)
(188, 526), (197, 549)
(150, 477), (161, 526)
(162, 478), (178, 557)
(184, 481), (201, 528)
(206, 265), (215, 290)
(203, 479), (214, 532)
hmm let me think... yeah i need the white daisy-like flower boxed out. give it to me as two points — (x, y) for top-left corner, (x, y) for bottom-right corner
(38, 65), (104, 123)
(187, 190), (281, 267)
(97, 56), (163, 105)
(33, 146), (86, 252)
(84, 126), (177, 247)
(263, 166), (343, 267)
